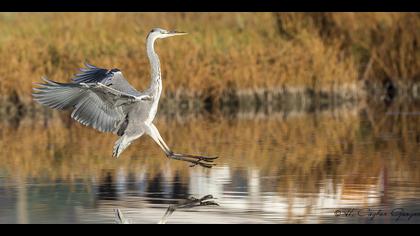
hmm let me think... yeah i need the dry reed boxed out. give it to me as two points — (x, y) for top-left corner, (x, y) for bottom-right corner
(0, 13), (418, 108)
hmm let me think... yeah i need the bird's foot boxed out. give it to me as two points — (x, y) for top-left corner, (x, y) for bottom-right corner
(167, 152), (218, 168)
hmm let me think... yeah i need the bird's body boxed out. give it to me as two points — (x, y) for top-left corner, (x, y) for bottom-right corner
(33, 28), (217, 168)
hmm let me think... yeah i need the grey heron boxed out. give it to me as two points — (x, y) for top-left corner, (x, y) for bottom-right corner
(32, 28), (218, 168)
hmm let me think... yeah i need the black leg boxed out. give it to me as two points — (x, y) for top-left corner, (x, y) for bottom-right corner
(166, 151), (218, 168)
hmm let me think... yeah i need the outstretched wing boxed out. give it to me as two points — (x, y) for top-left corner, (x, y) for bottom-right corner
(72, 63), (140, 96)
(32, 63), (148, 134)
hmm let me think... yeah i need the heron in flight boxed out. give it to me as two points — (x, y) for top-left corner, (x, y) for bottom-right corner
(32, 28), (217, 168)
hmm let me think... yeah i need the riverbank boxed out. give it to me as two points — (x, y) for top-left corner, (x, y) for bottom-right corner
(1, 81), (419, 127)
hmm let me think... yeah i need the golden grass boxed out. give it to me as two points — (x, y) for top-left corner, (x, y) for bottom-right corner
(0, 13), (418, 106)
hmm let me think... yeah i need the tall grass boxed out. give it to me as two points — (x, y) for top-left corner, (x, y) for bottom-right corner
(0, 13), (418, 108)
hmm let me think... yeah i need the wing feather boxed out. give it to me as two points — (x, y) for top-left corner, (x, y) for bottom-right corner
(33, 63), (146, 134)
(71, 63), (110, 84)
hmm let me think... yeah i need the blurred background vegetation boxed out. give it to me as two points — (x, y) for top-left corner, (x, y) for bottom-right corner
(0, 12), (419, 118)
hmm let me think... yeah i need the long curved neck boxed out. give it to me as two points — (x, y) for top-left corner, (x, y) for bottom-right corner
(146, 36), (161, 92)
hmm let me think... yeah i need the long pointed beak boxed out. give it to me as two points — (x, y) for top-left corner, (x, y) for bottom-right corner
(167, 31), (188, 36)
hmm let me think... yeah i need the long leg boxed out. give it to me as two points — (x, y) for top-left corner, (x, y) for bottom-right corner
(145, 124), (218, 168)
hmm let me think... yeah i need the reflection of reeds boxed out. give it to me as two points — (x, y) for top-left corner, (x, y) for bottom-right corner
(0, 101), (418, 197)
(0, 13), (418, 109)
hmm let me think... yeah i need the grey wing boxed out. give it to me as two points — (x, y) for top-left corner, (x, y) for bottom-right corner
(73, 63), (140, 97)
(70, 86), (127, 133)
(33, 64), (147, 134)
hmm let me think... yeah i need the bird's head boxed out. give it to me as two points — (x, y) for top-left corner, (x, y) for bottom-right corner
(147, 28), (188, 40)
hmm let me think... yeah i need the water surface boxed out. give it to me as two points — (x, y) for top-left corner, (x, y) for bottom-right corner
(0, 100), (419, 223)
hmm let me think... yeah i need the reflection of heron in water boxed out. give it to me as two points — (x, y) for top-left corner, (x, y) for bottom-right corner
(158, 195), (219, 224)
(114, 195), (219, 224)
(114, 208), (131, 224)
(32, 28), (217, 168)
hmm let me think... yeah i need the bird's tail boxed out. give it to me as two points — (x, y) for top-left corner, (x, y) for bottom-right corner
(32, 77), (85, 110)
(112, 133), (144, 158)
(112, 135), (131, 159)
